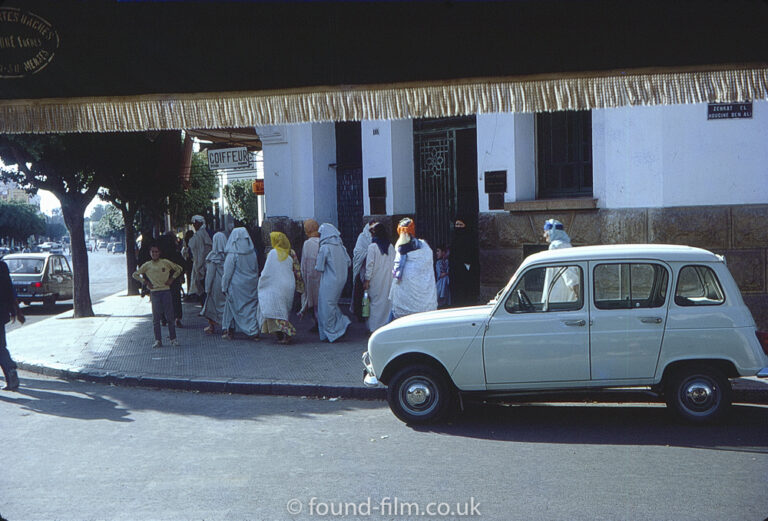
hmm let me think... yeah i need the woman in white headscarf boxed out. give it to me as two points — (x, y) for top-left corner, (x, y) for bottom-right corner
(542, 218), (580, 306)
(221, 227), (261, 340)
(350, 222), (372, 319)
(202, 231), (227, 334)
(316, 223), (351, 342)
(389, 217), (437, 319)
(299, 219), (321, 331)
(257, 232), (304, 344)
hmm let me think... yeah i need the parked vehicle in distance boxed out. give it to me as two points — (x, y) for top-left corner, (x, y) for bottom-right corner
(363, 245), (768, 424)
(38, 241), (63, 254)
(4, 252), (74, 307)
(106, 242), (115, 253)
(96, 240), (106, 251)
(0, 247), (10, 259)
(112, 243), (125, 254)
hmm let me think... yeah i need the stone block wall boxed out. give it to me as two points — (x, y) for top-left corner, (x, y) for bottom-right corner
(479, 204), (768, 329)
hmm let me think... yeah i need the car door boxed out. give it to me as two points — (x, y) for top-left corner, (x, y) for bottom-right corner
(47, 256), (62, 296)
(589, 261), (671, 381)
(59, 256), (74, 299)
(483, 262), (590, 387)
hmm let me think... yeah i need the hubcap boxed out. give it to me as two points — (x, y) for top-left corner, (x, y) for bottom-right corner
(399, 375), (438, 416)
(406, 383), (431, 407)
(680, 376), (719, 413)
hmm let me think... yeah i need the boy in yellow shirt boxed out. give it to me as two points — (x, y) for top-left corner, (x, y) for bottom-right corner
(133, 245), (183, 347)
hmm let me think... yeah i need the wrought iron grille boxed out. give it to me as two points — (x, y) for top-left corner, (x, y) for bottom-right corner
(415, 132), (456, 250)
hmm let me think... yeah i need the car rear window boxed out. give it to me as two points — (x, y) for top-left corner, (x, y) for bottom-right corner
(6, 258), (44, 274)
(675, 265), (725, 306)
(593, 263), (669, 309)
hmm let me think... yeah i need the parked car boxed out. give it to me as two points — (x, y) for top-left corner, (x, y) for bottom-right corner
(0, 247), (10, 259)
(39, 242), (63, 254)
(4, 252), (74, 307)
(112, 242), (125, 254)
(363, 245), (768, 424)
(96, 240), (107, 251)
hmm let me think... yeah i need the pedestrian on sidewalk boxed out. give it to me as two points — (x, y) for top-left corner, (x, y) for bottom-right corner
(389, 217), (437, 320)
(435, 245), (450, 308)
(188, 215), (212, 304)
(181, 230), (194, 297)
(221, 227), (261, 341)
(0, 260), (23, 391)
(315, 223), (351, 343)
(363, 222), (394, 333)
(351, 222), (373, 320)
(257, 232), (304, 344)
(132, 245), (183, 348)
(299, 219), (321, 332)
(202, 232), (227, 334)
(158, 233), (186, 328)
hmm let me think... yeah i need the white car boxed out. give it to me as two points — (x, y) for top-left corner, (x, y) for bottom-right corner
(363, 245), (768, 424)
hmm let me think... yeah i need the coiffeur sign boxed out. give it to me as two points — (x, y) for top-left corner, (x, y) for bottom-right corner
(0, 7), (59, 78)
(207, 147), (249, 170)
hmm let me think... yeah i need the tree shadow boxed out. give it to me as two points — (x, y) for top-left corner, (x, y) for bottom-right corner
(412, 400), (768, 453)
(6, 374), (386, 423)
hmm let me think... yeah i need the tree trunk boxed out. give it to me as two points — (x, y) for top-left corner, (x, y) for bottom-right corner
(61, 202), (94, 318)
(122, 207), (139, 296)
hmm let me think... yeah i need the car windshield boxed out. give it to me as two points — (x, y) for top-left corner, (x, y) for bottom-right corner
(6, 258), (44, 274)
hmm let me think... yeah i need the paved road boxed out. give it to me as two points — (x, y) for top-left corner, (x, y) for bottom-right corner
(1, 373), (766, 521)
(8, 250), (126, 331)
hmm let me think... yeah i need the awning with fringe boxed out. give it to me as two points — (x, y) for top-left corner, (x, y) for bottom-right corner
(2, 65), (766, 134)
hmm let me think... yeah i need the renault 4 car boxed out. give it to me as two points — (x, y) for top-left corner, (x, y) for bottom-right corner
(4, 253), (74, 307)
(363, 245), (768, 424)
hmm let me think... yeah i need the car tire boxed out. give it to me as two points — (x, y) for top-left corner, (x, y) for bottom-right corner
(387, 364), (455, 425)
(664, 365), (731, 423)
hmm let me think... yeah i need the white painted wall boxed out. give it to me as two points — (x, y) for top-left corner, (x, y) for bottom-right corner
(594, 100), (768, 208)
(362, 119), (415, 215)
(259, 123), (338, 225)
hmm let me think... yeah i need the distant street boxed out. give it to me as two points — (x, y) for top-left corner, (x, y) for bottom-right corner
(1, 374), (767, 521)
(7, 250), (127, 331)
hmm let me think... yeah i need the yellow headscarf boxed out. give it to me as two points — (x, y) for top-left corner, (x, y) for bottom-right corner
(304, 219), (320, 238)
(270, 231), (291, 261)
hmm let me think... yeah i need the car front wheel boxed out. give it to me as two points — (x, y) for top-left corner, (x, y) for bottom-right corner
(665, 365), (731, 423)
(387, 364), (454, 425)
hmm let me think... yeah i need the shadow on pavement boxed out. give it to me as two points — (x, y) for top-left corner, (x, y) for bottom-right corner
(5, 374), (386, 423)
(412, 401), (768, 453)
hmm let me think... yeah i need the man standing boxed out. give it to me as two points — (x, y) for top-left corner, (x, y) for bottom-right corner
(0, 260), (23, 390)
(188, 215), (212, 302)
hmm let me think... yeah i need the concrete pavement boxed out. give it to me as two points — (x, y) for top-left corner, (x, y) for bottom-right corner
(6, 292), (768, 404)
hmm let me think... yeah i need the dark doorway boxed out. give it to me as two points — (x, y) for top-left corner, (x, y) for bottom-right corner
(335, 121), (363, 260)
(413, 116), (479, 302)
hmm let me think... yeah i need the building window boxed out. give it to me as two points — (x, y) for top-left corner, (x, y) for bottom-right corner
(536, 110), (592, 199)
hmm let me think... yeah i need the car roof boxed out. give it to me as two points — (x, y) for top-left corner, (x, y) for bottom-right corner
(3, 253), (55, 260)
(524, 244), (722, 265)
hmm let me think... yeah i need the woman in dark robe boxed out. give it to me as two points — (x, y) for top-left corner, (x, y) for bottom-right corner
(448, 217), (479, 307)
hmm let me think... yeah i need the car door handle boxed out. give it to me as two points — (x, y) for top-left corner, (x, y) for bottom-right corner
(640, 317), (663, 324)
(563, 319), (586, 327)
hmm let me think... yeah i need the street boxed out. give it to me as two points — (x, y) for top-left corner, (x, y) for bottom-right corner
(1, 374), (767, 521)
(7, 250), (128, 332)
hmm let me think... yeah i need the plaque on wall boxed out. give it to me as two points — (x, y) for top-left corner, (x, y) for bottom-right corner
(707, 102), (752, 120)
(484, 170), (507, 194)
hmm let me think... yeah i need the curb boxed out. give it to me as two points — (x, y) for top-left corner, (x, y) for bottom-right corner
(16, 362), (387, 400)
(16, 361), (768, 405)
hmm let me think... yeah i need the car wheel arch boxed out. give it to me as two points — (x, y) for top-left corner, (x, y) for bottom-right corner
(659, 358), (739, 385)
(379, 352), (453, 387)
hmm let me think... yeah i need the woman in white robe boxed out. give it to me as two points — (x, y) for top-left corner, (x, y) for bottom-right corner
(221, 227), (261, 340)
(363, 222), (394, 332)
(315, 223), (351, 343)
(202, 231), (227, 334)
(389, 217), (437, 319)
(299, 219), (321, 331)
(258, 232), (303, 344)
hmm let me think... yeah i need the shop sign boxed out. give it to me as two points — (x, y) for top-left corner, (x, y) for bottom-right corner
(207, 147), (250, 170)
(707, 102), (752, 120)
(0, 7), (60, 78)
(252, 179), (264, 195)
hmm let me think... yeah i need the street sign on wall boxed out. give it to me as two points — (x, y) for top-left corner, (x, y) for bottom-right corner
(207, 147), (250, 169)
(707, 102), (753, 120)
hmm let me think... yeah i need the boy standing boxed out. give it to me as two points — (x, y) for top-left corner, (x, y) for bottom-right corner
(133, 245), (183, 348)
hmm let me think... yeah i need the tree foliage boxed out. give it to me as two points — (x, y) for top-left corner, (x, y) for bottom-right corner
(223, 179), (259, 226)
(0, 201), (45, 242)
(92, 204), (125, 239)
(169, 151), (218, 228)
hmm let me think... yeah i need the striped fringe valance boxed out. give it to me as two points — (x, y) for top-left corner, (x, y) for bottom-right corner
(1, 66), (767, 133)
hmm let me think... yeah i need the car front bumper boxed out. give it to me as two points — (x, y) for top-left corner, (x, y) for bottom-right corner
(757, 367), (768, 378)
(362, 351), (379, 387)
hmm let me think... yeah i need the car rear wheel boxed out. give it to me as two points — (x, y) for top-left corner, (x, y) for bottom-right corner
(387, 364), (454, 425)
(665, 365), (731, 423)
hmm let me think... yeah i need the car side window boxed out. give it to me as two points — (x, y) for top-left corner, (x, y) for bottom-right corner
(49, 257), (61, 275)
(505, 265), (583, 313)
(594, 263), (669, 309)
(61, 257), (72, 274)
(675, 265), (725, 306)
